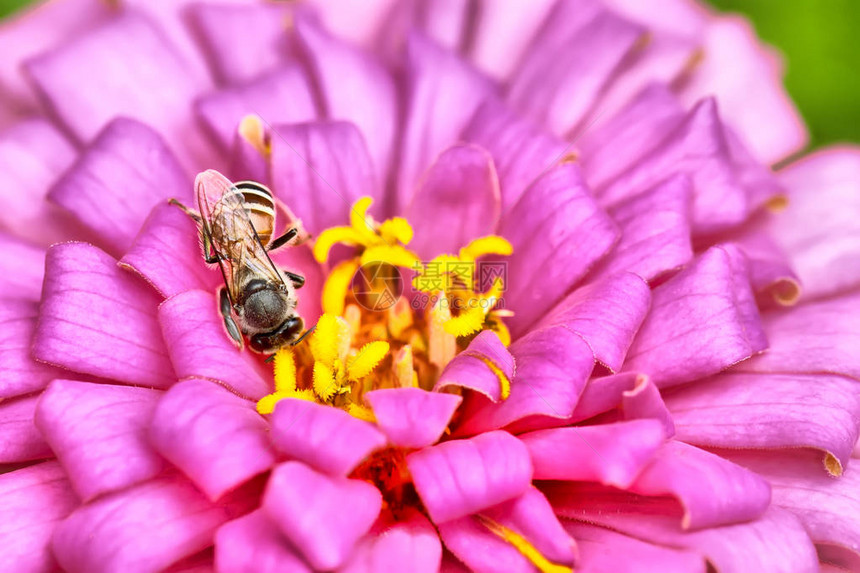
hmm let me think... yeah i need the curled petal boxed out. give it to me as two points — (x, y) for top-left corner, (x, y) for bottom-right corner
(35, 379), (164, 501)
(455, 325), (594, 436)
(150, 379), (276, 501)
(0, 299), (62, 399)
(623, 245), (766, 388)
(263, 461), (382, 570)
(435, 330), (515, 403)
(499, 164), (619, 336)
(120, 202), (221, 299)
(33, 243), (176, 388)
(520, 419), (666, 488)
(365, 387), (462, 449)
(49, 118), (191, 256)
(269, 398), (386, 476)
(0, 461), (79, 573)
(214, 510), (311, 573)
(342, 512), (442, 573)
(406, 430), (533, 523)
(195, 64), (317, 153)
(621, 375), (675, 438)
(158, 290), (270, 399)
(539, 272), (651, 372)
(407, 143), (501, 259)
(0, 394), (51, 463)
(666, 373), (860, 474)
(52, 476), (230, 573)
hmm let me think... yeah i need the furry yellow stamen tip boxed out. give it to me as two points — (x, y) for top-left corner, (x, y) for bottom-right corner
(310, 314), (352, 366)
(443, 305), (486, 338)
(347, 402), (377, 422)
(322, 259), (361, 316)
(348, 341), (390, 381)
(360, 244), (420, 268)
(256, 389), (316, 415)
(273, 348), (298, 393)
(238, 115), (270, 156)
(459, 235), (513, 261)
(476, 516), (572, 573)
(313, 361), (338, 401)
(378, 217), (414, 245)
(313, 226), (365, 263)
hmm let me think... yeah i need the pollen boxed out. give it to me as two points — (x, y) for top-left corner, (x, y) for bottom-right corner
(475, 515), (573, 573)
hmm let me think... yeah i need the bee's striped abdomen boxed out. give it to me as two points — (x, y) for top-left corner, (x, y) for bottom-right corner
(234, 181), (276, 246)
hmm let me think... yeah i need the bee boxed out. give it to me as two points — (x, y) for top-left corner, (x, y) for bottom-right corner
(170, 169), (309, 353)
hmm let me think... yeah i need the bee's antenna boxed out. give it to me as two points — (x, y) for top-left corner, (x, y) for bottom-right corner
(291, 325), (317, 346)
(264, 354), (276, 363)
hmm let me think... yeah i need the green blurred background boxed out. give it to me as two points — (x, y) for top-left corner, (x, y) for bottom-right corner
(1, 0), (858, 149)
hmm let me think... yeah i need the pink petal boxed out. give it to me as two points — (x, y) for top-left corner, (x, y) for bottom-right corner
(768, 148), (860, 301)
(462, 97), (567, 212)
(269, 121), (376, 235)
(340, 512), (443, 573)
(263, 461), (382, 570)
(0, 299), (63, 399)
(538, 272), (651, 372)
(52, 476), (230, 573)
(735, 292), (860, 382)
(158, 289), (270, 399)
(187, 2), (293, 85)
(295, 16), (396, 184)
(214, 510), (311, 573)
(412, 0), (471, 52)
(599, 98), (751, 235)
(567, 522), (705, 573)
(269, 398), (387, 476)
(551, 485), (818, 573)
(34, 379), (164, 501)
(305, 0), (399, 48)
(0, 118), (81, 246)
(498, 163), (619, 336)
(406, 430), (532, 523)
(680, 16), (807, 164)
(195, 64), (317, 154)
(629, 441), (771, 530)
(439, 487), (576, 573)
(621, 375), (675, 437)
(365, 388), (462, 449)
(454, 325), (594, 436)
(0, 0), (111, 107)
(397, 32), (495, 212)
(727, 449), (860, 569)
(121, 202), (222, 299)
(667, 372), (860, 473)
(0, 232), (45, 301)
(603, 0), (708, 38)
(623, 245), (766, 388)
(407, 143), (501, 260)
(33, 242), (176, 388)
(0, 394), (51, 463)
(589, 175), (694, 283)
(25, 11), (214, 171)
(467, 0), (556, 80)
(435, 330), (515, 403)
(580, 84), (684, 191)
(506, 0), (644, 136)
(150, 379), (276, 501)
(520, 419), (666, 488)
(727, 226), (801, 307)
(48, 118), (191, 257)
(0, 461), (79, 572)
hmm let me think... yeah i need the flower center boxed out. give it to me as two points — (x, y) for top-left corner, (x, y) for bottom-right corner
(256, 196), (513, 415)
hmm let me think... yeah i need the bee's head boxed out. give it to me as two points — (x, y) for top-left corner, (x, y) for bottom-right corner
(249, 315), (304, 353)
(241, 279), (292, 331)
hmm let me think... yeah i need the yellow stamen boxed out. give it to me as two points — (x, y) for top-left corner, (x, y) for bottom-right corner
(313, 226), (365, 263)
(459, 236), (513, 261)
(322, 259), (361, 315)
(443, 305), (486, 337)
(347, 402), (377, 422)
(238, 114), (270, 156)
(256, 389), (316, 415)
(473, 354), (512, 400)
(310, 314), (351, 366)
(360, 244), (420, 268)
(476, 515), (572, 573)
(428, 295), (457, 370)
(378, 217), (414, 245)
(313, 361), (338, 401)
(350, 196), (377, 238)
(347, 341), (390, 381)
(393, 345), (417, 388)
(273, 348), (297, 393)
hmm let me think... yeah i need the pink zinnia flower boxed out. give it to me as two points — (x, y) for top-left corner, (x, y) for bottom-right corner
(1, 1), (858, 572)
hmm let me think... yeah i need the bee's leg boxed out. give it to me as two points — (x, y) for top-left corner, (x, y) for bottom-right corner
(219, 286), (244, 349)
(201, 228), (219, 265)
(267, 227), (299, 252)
(285, 271), (305, 289)
(168, 198), (203, 223)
